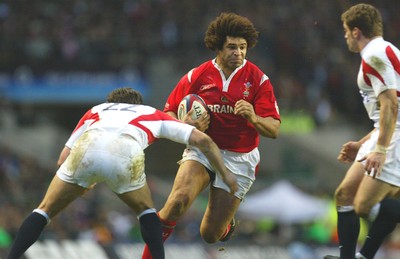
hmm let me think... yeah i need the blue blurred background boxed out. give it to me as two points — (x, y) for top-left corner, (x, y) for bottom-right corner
(1, 0), (400, 258)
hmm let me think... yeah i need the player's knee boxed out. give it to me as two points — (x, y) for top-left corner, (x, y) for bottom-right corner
(334, 186), (354, 204)
(354, 202), (372, 218)
(200, 229), (219, 244)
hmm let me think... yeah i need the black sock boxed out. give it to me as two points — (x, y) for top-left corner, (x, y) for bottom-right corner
(139, 212), (164, 259)
(375, 198), (400, 222)
(338, 210), (360, 259)
(359, 220), (396, 259)
(7, 212), (48, 259)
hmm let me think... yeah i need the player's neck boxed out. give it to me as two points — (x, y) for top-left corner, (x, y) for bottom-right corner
(215, 60), (234, 78)
(359, 36), (380, 52)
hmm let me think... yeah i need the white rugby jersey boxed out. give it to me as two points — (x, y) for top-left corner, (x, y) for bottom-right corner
(358, 37), (400, 128)
(65, 103), (195, 150)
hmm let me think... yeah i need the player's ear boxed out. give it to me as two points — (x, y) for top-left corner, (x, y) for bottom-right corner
(352, 27), (361, 38)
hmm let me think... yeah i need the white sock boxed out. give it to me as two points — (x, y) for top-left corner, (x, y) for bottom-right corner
(337, 205), (354, 212)
(137, 208), (157, 220)
(33, 208), (51, 224)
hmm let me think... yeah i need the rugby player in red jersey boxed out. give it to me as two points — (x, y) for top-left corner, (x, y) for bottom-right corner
(142, 12), (281, 258)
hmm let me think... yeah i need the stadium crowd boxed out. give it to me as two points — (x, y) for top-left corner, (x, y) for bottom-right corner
(1, 0), (400, 257)
(1, 0), (399, 124)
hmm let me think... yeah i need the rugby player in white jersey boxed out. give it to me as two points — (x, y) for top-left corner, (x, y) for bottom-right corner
(325, 4), (400, 259)
(142, 12), (281, 259)
(7, 87), (237, 259)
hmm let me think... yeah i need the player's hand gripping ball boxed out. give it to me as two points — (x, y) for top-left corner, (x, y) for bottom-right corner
(177, 94), (208, 121)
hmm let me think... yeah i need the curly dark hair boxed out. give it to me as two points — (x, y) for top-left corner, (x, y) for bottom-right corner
(341, 3), (383, 38)
(107, 87), (143, 104)
(204, 12), (259, 51)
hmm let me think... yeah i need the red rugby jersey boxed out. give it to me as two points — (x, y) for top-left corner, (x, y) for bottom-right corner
(164, 59), (280, 153)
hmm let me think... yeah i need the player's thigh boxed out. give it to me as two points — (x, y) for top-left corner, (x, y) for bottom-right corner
(354, 176), (398, 213)
(160, 161), (210, 219)
(393, 188), (400, 199)
(200, 186), (240, 236)
(38, 175), (87, 218)
(117, 182), (154, 215)
(335, 162), (365, 205)
(167, 160), (209, 202)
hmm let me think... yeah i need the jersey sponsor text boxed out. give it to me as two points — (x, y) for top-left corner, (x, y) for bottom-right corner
(207, 104), (235, 114)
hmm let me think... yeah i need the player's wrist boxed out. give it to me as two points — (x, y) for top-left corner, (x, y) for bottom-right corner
(250, 115), (259, 124)
(373, 144), (388, 154)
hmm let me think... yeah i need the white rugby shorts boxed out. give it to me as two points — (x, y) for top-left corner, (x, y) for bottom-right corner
(57, 129), (146, 194)
(356, 129), (400, 187)
(178, 146), (260, 200)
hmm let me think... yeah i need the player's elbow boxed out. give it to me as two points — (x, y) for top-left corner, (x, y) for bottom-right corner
(261, 126), (280, 139)
(189, 129), (213, 151)
(261, 119), (280, 139)
(196, 135), (214, 153)
(267, 129), (280, 139)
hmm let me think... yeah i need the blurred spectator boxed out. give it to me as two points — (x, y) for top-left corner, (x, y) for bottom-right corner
(1, 1), (398, 126)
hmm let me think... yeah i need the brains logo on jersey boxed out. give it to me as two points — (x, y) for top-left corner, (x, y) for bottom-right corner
(177, 94), (208, 121)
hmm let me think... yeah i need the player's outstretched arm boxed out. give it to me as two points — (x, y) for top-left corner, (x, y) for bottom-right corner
(167, 109), (210, 132)
(188, 129), (238, 194)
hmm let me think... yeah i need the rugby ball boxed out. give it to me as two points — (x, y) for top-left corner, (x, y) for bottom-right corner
(177, 94), (208, 121)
